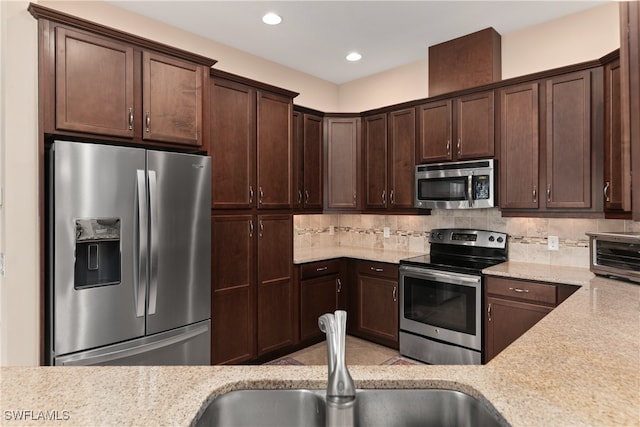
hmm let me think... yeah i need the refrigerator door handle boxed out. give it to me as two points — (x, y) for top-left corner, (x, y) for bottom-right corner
(135, 170), (148, 318)
(148, 170), (159, 315)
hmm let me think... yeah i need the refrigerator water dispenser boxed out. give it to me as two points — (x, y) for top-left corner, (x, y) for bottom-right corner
(74, 218), (121, 288)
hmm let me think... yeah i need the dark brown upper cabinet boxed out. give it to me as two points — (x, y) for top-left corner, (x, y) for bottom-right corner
(210, 71), (297, 210)
(32, 4), (216, 149)
(416, 91), (495, 164)
(500, 68), (604, 216)
(603, 58), (631, 215)
(293, 108), (324, 211)
(363, 108), (416, 211)
(324, 115), (361, 210)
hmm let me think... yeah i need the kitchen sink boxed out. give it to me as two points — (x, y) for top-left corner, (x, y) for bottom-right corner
(194, 388), (506, 427)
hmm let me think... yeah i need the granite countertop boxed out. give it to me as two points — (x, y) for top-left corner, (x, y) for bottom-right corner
(1, 262), (639, 426)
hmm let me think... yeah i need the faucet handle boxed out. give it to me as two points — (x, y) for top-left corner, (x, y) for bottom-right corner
(318, 313), (336, 373)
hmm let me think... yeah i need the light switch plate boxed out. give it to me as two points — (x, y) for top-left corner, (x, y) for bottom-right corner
(548, 236), (559, 251)
(383, 227), (390, 238)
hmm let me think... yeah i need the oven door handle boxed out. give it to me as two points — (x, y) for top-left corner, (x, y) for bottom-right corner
(401, 266), (481, 285)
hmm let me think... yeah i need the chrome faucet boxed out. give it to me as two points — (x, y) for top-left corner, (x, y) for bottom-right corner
(318, 310), (356, 427)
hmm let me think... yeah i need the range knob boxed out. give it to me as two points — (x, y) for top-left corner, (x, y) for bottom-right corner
(437, 232), (443, 240)
(497, 236), (504, 243)
(488, 236), (495, 242)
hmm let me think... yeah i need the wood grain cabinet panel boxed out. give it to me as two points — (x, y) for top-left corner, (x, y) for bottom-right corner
(456, 91), (495, 159)
(294, 110), (324, 211)
(416, 100), (453, 163)
(364, 113), (388, 209)
(55, 28), (135, 138)
(499, 82), (540, 209)
(324, 116), (360, 210)
(388, 108), (417, 209)
(142, 51), (204, 147)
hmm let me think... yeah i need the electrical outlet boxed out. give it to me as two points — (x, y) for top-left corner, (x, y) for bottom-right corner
(548, 236), (559, 251)
(329, 225), (335, 236)
(383, 227), (390, 238)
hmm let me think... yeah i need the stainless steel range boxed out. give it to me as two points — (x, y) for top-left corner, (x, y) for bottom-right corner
(399, 228), (508, 365)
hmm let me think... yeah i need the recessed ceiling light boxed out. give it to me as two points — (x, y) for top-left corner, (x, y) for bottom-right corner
(262, 12), (282, 25)
(346, 52), (362, 62)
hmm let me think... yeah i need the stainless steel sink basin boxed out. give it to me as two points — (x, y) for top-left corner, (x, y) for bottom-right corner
(194, 388), (506, 427)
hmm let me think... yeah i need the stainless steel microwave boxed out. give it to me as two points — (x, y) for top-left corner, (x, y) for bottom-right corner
(414, 159), (495, 209)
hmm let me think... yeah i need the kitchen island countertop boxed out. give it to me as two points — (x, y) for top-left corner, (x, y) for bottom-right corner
(1, 262), (639, 426)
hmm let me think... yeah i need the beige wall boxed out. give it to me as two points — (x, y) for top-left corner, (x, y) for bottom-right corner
(338, 2), (620, 112)
(0, 1), (40, 366)
(0, 0), (624, 365)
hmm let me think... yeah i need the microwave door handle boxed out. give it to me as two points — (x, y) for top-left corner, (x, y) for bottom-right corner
(467, 175), (473, 208)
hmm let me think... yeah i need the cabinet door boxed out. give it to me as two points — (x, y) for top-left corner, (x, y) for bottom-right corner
(257, 91), (293, 209)
(604, 60), (631, 212)
(55, 28), (134, 138)
(325, 117), (360, 209)
(457, 91), (495, 159)
(300, 274), (339, 341)
(257, 215), (294, 355)
(485, 296), (552, 362)
(499, 83), (540, 209)
(364, 114), (388, 209)
(142, 51), (203, 146)
(211, 215), (256, 364)
(302, 114), (324, 210)
(210, 78), (255, 209)
(416, 100), (452, 163)
(545, 70), (591, 209)
(293, 111), (304, 209)
(388, 108), (416, 209)
(356, 273), (399, 347)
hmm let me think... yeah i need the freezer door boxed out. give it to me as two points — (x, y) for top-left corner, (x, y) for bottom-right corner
(146, 151), (211, 334)
(51, 141), (147, 356)
(54, 320), (211, 365)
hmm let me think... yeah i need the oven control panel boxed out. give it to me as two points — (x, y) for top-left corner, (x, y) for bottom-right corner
(429, 228), (507, 249)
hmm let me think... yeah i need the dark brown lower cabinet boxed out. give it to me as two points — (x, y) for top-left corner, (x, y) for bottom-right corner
(484, 276), (578, 362)
(299, 259), (343, 343)
(352, 261), (399, 349)
(211, 214), (294, 364)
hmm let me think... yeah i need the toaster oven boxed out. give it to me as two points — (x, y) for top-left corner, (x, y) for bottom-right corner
(586, 231), (640, 283)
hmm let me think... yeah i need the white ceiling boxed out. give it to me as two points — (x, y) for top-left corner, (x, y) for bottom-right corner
(107, 1), (609, 84)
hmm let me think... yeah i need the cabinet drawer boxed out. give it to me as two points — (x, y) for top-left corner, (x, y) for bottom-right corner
(356, 261), (398, 279)
(300, 259), (340, 279)
(486, 276), (556, 305)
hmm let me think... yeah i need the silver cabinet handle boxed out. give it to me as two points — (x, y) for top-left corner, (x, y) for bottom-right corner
(298, 190), (303, 205)
(533, 185), (537, 203)
(128, 108), (134, 130)
(249, 220), (254, 238)
(457, 138), (461, 156)
(370, 267), (384, 272)
(382, 190), (386, 205)
(509, 287), (530, 293)
(390, 190), (395, 205)
(259, 220), (264, 238)
(145, 112), (150, 132)
(353, 192), (357, 204)
(259, 187), (264, 205)
(547, 185), (551, 202)
(392, 286), (397, 302)
(148, 170), (159, 315)
(249, 186), (254, 204)
(316, 266), (329, 272)
(305, 190), (310, 205)
(446, 140), (451, 155)
(488, 303), (492, 322)
(337, 278), (342, 293)
(604, 181), (611, 202)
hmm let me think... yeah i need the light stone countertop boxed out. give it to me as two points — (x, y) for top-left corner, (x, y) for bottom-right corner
(1, 262), (639, 426)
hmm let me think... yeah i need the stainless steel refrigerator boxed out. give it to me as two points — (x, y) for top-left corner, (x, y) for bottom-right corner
(47, 140), (211, 366)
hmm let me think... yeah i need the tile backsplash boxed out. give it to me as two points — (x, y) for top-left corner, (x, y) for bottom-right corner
(294, 210), (640, 268)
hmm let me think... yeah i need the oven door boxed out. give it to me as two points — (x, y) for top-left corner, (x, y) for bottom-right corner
(399, 265), (482, 351)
